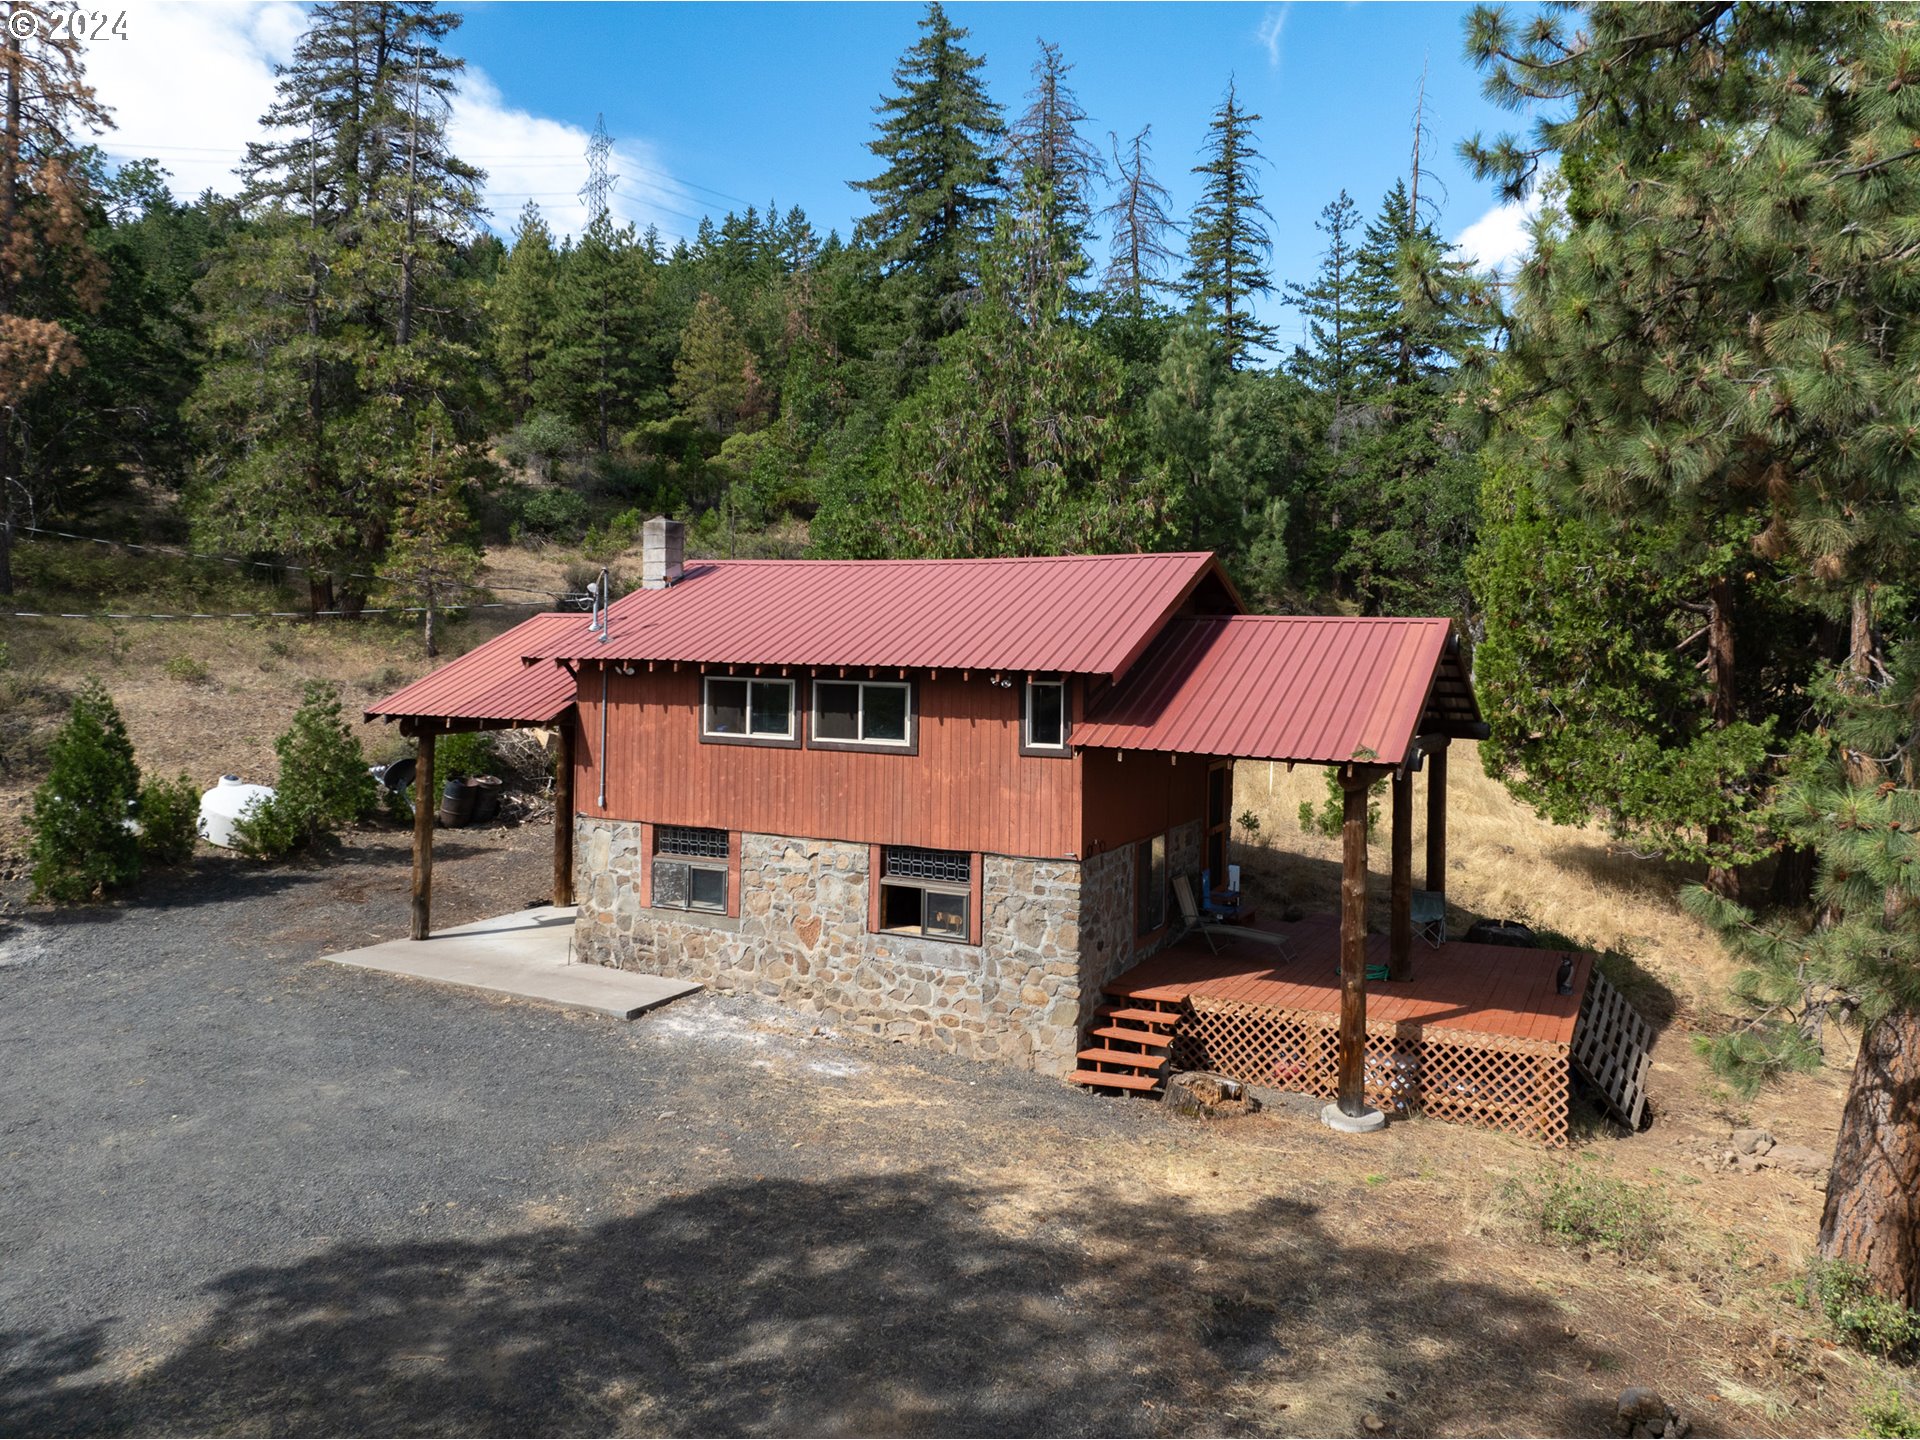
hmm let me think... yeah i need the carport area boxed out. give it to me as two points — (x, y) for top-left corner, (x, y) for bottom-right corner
(364, 613), (589, 939)
(325, 904), (700, 1019)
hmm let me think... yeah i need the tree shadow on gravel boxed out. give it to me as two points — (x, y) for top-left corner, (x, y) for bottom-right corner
(0, 1170), (1616, 1438)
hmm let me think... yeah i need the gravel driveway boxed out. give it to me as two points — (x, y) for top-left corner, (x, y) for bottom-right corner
(0, 829), (1611, 1438)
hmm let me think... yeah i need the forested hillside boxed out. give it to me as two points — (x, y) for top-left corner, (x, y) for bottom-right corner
(0, 1), (1496, 626)
(8, 0), (1920, 1314)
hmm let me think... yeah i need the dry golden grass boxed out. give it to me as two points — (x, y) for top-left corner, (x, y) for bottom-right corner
(1231, 743), (1737, 1012)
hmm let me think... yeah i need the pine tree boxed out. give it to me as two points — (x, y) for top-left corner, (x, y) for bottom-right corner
(491, 201), (557, 421)
(0, 6), (113, 595)
(1183, 80), (1276, 368)
(1006, 39), (1104, 310)
(851, 2), (1004, 343)
(27, 682), (141, 902)
(1100, 125), (1180, 310)
(1465, 1), (1920, 1299)
(1686, 637), (1920, 1305)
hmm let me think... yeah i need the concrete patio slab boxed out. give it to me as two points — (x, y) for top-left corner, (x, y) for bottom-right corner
(326, 905), (699, 1020)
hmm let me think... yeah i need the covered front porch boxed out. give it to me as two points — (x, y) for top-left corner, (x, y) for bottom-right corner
(1074, 613), (1523, 1132)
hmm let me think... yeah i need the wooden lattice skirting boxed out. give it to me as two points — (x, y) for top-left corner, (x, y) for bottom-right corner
(1170, 996), (1573, 1146)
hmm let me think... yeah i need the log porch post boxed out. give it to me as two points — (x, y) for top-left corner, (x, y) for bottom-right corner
(1389, 768), (1413, 981)
(552, 717), (576, 906)
(1331, 766), (1386, 1126)
(1425, 737), (1450, 900)
(411, 729), (436, 940)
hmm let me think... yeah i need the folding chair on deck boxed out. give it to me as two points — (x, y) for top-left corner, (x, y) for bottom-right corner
(1174, 875), (1295, 963)
(1411, 889), (1447, 948)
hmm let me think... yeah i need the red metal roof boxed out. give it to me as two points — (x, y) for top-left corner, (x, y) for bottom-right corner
(1075, 615), (1473, 765)
(558, 552), (1235, 677)
(366, 612), (586, 725)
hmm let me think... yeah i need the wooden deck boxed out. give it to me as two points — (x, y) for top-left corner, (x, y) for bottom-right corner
(1107, 912), (1592, 1047)
(1084, 913), (1596, 1144)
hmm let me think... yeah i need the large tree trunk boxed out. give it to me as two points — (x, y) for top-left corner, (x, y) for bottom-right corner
(1820, 1007), (1920, 1308)
(1705, 574), (1740, 899)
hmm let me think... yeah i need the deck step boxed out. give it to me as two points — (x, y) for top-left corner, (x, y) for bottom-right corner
(1090, 1023), (1174, 1048)
(1068, 1068), (1163, 1092)
(1098, 1006), (1181, 1027)
(1077, 1046), (1170, 1072)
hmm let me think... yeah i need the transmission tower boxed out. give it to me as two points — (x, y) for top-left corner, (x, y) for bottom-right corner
(580, 113), (616, 222)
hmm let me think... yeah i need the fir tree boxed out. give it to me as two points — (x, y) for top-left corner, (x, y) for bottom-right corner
(1101, 125), (1180, 310)
(380, 400), (482, 656)
(492, 201), (557, 421)
(672, 292), (768, 437)
(538, 212), (659, 452)
(1006, 39), (1104, 309)
(1312, 182), (1493, 615)
(189, 0), (486, 614)
(236, 681), (379, 856)
(851, 3), (1004, 343)
(1284, 191), (1362, 417)
(1183, 80), (1276, 368)
(873, 171), (1143, 557)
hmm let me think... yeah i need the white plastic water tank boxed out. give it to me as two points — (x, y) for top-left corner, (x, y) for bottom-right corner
(198, 775), (275, 849)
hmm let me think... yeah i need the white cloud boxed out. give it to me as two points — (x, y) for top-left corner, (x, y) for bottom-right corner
(84, 1), (695, 243)
(1255, 5), (1289, 68)
(1452, 183), (1544, 274)
(82, 1), (301, 198)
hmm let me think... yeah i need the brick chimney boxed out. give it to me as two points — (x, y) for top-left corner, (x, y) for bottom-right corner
(641, 516), (685, 589)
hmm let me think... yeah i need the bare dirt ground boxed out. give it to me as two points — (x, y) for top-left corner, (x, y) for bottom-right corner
(0, 819), (1898, 1437)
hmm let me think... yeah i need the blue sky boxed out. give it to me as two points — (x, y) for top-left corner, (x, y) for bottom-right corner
(95, 3), (1537, 351)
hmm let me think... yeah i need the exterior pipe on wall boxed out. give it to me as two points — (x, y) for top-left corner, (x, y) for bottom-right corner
(598, 665), (609, 810)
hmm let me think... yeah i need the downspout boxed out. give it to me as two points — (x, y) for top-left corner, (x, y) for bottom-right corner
(598, 664), (609, 811)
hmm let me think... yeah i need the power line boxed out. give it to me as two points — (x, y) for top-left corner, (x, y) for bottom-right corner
(3, 600), (562, 623)
(18, 526), (570, 601)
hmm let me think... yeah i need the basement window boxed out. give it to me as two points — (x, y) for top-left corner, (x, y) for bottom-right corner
(878, 845), (971, 942)
(1022, 678), (1068, 753)
(702, 676), (795, 743)
(811, 679), (913, 749)
(653, 825), (729, 914)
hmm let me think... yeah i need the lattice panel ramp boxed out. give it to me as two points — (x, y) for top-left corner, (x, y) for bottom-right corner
(1570, 968), (1655, 1130)
(1173, 998), (1572, 1146)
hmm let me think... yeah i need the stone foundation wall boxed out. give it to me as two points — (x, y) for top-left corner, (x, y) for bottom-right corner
(574, 819), (1093, 1076)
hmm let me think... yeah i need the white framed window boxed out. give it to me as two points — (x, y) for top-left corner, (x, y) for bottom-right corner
(811, 679), (913, 749)
(702, 676), (796, 744)
(1023, 678), (1068, 752)
(878, 846), (972, 941)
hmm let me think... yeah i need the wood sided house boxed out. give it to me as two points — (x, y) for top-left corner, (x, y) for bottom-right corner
(369, 519), (1651, 1144)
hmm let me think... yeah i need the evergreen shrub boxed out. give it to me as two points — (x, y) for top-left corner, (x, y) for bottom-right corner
(137, 773), (201, 866)
(27, 683), (142, 902)
(234, 682), (378, 858)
